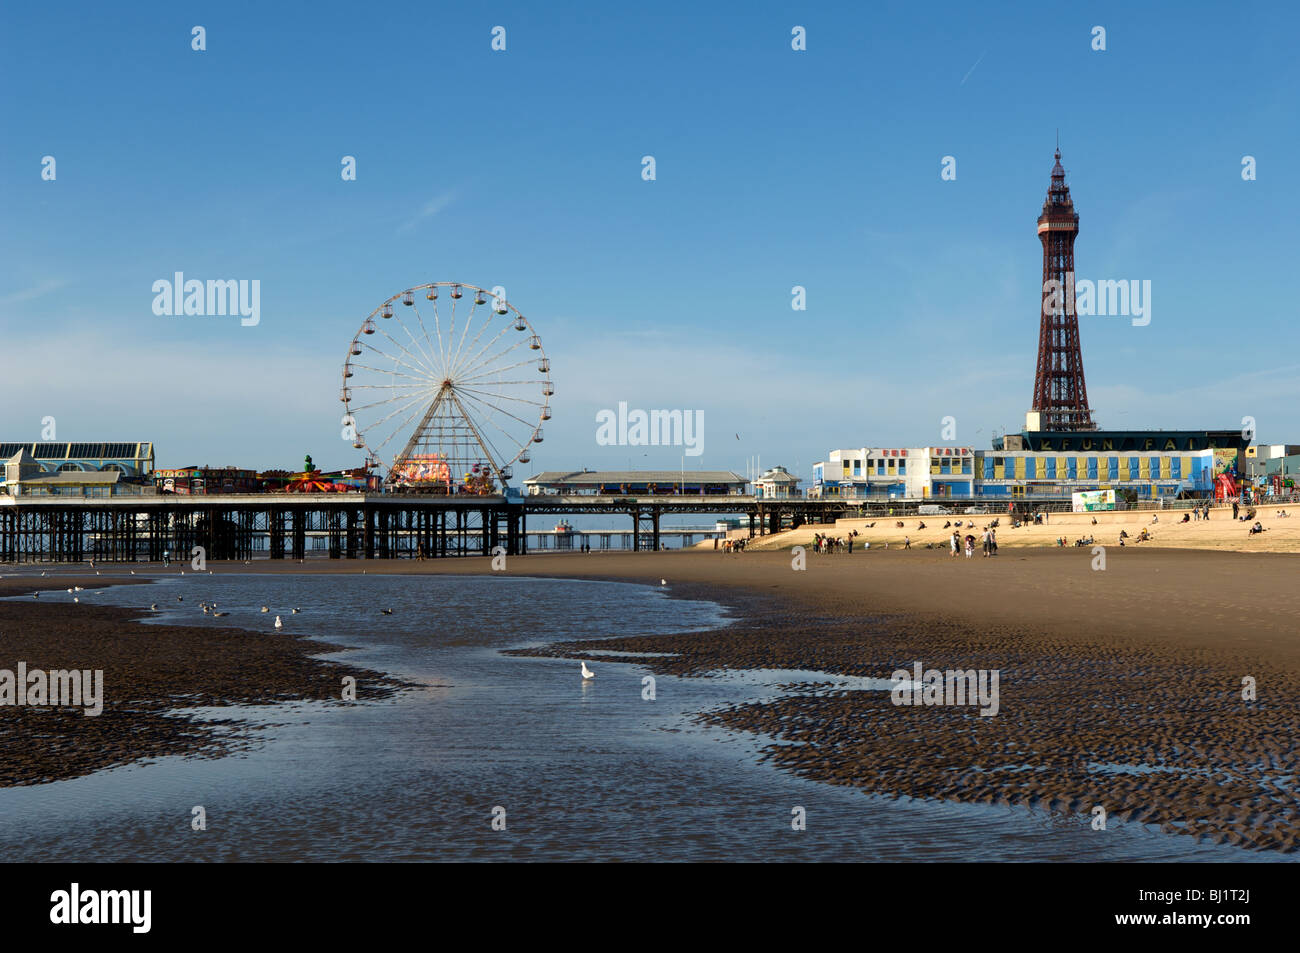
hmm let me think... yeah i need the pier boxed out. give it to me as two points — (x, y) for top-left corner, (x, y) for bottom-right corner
(0, 493), (854, 563)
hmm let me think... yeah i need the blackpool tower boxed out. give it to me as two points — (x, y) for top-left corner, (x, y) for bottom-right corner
(1029, 148), (1096, 432)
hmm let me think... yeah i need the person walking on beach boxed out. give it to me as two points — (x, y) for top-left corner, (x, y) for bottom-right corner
(903, 535), (911, 549)
(950, 531), (959, 557)
(163, 548), (170, 567)
(990, 529), (998, 555)
(980, 528), (990, 557)
(1233, 500), (1239, 519)
(964, 534), (974, 558)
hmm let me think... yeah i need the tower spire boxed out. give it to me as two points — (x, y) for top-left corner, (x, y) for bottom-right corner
(1030, 146), (1096, 432)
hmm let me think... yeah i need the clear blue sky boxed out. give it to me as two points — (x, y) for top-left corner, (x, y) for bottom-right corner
(3, 0), (1297, 479)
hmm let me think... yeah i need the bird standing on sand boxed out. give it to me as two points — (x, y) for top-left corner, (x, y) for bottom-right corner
(581, 661), (596, 680)
(274, 615), (283, 629)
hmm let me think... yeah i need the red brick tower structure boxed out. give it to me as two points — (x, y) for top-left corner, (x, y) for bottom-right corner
(1030, 148), (1096, 432)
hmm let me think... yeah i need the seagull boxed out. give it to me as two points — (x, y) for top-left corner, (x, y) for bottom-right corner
(177, 596), (184, 602)
(74, 597), (79, 603)
(74, 586), (83, 592)
(260, 606), (270, 613)
(33, 592), (39, 599)
(213, 611), (228, 618)
(150, 603), (158, 610)
(67, 588), (74, 593)
(660, 579), (667, 587)
(130, 571), (135, 575)
(291, 608), (301, 614)
(581, 661), (595, 680)
(202, 605), (210, 614)
(381, 608), (393, 615)
(274, 615), (283, 629)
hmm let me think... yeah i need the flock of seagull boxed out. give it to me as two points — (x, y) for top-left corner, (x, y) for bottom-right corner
(11, 567), (669, 681)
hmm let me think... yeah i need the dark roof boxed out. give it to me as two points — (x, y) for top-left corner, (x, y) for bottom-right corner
(525, 470), (746, 485)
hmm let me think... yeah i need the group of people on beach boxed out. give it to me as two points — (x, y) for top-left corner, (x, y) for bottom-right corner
(950, 528), (997, 558)
(810, 531), (860, 554)
(1117, 527), (1152, 546)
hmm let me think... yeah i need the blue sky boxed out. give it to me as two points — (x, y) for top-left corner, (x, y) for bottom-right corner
(2, 0), (1298, 481)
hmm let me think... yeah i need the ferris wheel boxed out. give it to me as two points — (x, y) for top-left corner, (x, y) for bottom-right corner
(341, 282), (551, 492)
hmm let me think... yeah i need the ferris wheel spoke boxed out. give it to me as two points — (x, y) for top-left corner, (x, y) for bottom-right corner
(456, 385), (545, 413)
(348, 361), (433, 385)
(458, 356), (543, 384)
(457, 386), (543, 432)
(425, 297), (447, 371)
(366, 387), (436, 444)
(446, 296), (459, 368)
(408, 300), (445, 377)
(458, 378), (545, 388)
(447, 390), (513, 472)
(358, 338), (437, 382)
(375, 394), (443, 458)
(348, 382), (430, 392)
(347, 390), (429, 417)
(451, 321), (515, 381)
(369, 327), (436, 381)
(450, 305), (505, 379)
(447, 299), (480, 373)
(451, 403), (531, 472)
(392, 304), (444, 378)
(458, 394), (548, 417)
(455, 334), (532, 382)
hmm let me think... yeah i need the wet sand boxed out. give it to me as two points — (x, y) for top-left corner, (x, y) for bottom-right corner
(308, 547), (1300, 853)
(6, 549), (1299, 854)
(0, 576), (405, 787)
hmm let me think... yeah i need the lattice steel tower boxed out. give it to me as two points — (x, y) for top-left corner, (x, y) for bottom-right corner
(1030, 148), (1096, 431)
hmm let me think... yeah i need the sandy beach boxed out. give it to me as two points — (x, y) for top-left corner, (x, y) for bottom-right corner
(731, 501), (1300, 554)
(4, 546), (1299, 853)
(0, 575), (406, 787)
